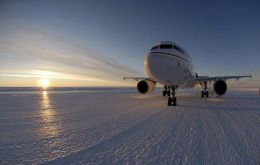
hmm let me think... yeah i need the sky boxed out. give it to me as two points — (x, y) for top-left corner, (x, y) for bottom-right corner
(0, 0), (259, 87)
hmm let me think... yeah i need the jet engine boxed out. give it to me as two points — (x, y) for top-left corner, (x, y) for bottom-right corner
(137, 80), (156, 94)
(213, 79), (227, 96)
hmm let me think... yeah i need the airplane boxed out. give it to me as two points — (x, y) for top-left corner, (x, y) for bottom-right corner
(124, 41), (252, 106)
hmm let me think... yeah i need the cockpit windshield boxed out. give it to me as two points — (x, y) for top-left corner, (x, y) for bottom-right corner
(150, 42), (186, 55)
(173, 45), (185, 54)
(160, 44), (173, 49)
(150, 45), (159, 51)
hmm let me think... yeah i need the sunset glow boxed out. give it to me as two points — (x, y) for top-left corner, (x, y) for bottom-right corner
(39, 79), (50, 89)
(0, 1), (259, 88)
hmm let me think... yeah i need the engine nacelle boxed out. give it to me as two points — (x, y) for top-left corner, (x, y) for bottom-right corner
(213, 79), (227, 96)
(137, 80), (156, 94)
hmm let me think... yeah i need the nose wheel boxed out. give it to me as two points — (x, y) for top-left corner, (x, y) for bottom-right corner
(167, 86), (177, 106)
(168, 97), (177, 106)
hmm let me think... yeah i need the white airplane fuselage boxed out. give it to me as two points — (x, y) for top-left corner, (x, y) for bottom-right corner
(144, 42), (195, 88)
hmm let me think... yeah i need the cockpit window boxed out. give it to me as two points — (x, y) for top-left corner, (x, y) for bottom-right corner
(173, 45), (185, 54)
(150, 45), (159, 51)
(160, 44), (172, 49)
(151, 43), (185, 53)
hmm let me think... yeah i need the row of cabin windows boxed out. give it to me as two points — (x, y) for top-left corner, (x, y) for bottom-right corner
(151, 44), (185, 54)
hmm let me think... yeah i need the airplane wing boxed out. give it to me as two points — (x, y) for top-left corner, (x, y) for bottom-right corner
(195, 75), (252, 83)
(123, 77), (156, 83)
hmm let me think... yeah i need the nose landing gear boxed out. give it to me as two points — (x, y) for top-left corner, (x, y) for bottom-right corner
(167, 86), (177, 106)
(200, 81), (209, 98)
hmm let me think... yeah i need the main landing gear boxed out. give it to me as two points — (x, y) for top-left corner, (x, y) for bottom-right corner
(167, 86), (177, 106)
(162, 85), (170, 96)
(200, 81), (209, 98)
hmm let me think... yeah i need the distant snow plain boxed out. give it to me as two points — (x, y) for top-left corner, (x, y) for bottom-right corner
(0, 88), (259, 165)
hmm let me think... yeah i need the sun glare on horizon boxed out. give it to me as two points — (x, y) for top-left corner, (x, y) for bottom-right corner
(39, 79), (50, 89)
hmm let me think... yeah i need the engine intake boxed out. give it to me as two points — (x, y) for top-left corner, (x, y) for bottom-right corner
(137, 80), (156, 94)
(213, 79), (227, 96)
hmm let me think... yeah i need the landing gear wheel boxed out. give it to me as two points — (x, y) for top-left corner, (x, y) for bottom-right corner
(173, 97), (177, 106)
(168, 97), (172, 106)
(201, 91), (209, 98)
(166, 86), (178, 106)
(163, 90), (166, 96)
(167, 97), (177, 106)
(200, 81), (209, 98)
(206, 91), (209, 98)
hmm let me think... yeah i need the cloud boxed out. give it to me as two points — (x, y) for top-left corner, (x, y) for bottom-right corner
(0, 19), (143, 86)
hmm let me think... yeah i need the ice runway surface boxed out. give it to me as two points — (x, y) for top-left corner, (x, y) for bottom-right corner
(0, 88), (259, 165)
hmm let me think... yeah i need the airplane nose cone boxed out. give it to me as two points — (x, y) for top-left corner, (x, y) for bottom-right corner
(145, 53), (171, 82)
(144, 53), (188, 85)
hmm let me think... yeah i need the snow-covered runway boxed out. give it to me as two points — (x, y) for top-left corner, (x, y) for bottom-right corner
(0, 89), (259, 164)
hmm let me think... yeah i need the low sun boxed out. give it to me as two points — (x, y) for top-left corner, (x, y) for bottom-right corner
(39, 79), (50, 89)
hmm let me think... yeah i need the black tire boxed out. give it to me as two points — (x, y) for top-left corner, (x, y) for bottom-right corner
(173, 97), (177, 106)
(163, 90), (166, 96)
(201, 91), (204, 98)
(168, 97), (172, 106)
(206, 91), (209, 98)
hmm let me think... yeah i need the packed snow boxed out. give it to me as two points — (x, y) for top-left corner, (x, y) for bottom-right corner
(0, 88), (259, 164)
